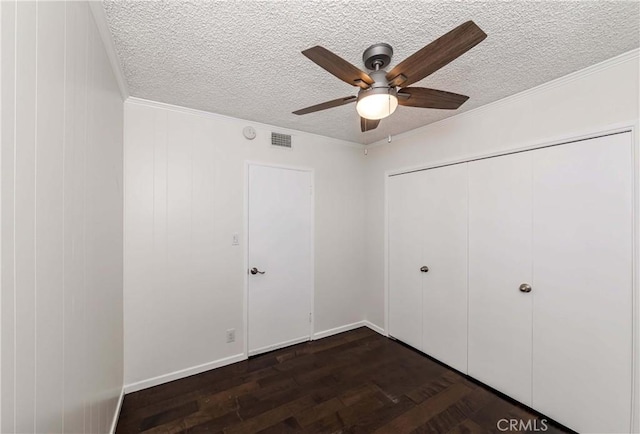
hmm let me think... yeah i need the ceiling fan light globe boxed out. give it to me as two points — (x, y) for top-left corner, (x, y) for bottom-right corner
(356, 91), (398, 120)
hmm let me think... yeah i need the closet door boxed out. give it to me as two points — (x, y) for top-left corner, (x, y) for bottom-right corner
(388, 171), (424, 349)
(468, 152), (533, 406)
(532, 133), (633, 433)
(421, 164), (468, 373)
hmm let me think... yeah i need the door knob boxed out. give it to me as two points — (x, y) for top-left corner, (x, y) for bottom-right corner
(420, 266), (429, 273)
(519, 283), (532, 293)
(250, 267), (265, 275)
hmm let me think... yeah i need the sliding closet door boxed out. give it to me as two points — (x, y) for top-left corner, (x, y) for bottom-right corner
(421, 164), (468, 373)
(468, 152), (533, 406)
(532, 133), (633, 433)
(388, 171), (424, 349)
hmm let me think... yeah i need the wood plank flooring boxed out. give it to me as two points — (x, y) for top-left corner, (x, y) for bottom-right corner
(116, 328), (573, 433)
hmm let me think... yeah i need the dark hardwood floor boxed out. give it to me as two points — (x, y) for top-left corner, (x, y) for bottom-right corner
(116, 327), (572, 433)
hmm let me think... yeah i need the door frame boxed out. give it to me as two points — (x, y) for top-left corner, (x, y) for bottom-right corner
(383, 121), (639, 432)
(243, 161), (315, 358)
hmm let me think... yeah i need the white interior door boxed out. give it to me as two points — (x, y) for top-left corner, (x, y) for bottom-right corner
(468, 152), (533, 406)
(248, 164), (313, 356)
(532, 133), (633, 433)
(388, 171), (424, 349)
(421, 164), (469, 373)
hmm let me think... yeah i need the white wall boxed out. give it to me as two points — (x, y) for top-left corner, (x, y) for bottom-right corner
(123, 99), (366, 390)
(1, 1), (124, 433)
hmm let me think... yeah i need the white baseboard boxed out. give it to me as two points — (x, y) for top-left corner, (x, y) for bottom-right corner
(313, 320), (386, 340)
(109, 386), (125, 434)
(363, 320), (386, 336)
(248, 336), (310, 357)
(122, 323), (387, 395)
(313, 321), (367, 339)
(123, 353), (246, 394)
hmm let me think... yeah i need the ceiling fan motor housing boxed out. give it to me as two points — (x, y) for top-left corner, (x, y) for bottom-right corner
(363, 43), (393, 70)
(368, 70), (391, 88)
(358, 70), (398, 99)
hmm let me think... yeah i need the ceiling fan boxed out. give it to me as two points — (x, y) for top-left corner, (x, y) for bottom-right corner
(293, 21), (487, 132)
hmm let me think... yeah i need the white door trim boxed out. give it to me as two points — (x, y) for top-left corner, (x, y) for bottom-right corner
(631, 123), (639, 434)
(243, 161), (315, 359)
(383, 121), (639, 432)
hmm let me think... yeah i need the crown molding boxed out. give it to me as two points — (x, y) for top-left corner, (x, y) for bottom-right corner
(125, 96), (365, 149)
(88, 1), (129, 100)
(369, 48), (640, 148)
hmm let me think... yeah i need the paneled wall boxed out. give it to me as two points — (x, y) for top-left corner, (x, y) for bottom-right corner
(123, 100), (366, 390)
(1, 2), (124, 433)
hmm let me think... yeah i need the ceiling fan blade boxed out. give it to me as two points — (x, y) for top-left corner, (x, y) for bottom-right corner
(361, 117), (380, 132)
(386, 21), (486, 88)
(303, 46), (374, 89)
(293, 95), (357, 115)
(398, 87), (469, 110)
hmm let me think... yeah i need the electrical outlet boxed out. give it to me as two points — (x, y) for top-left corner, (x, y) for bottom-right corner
(226, 329), (235, 343)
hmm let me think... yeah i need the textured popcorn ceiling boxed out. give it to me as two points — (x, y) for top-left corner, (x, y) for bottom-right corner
(103, 1), (639, 144)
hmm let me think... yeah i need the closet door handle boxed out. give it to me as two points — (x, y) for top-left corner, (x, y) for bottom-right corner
(250, 267), (266, 275)
(420, 266), (429, 273)
(519, 283), (532, 293)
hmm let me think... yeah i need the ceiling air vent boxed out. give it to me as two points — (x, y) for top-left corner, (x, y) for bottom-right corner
(271, 132), (292, 149)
